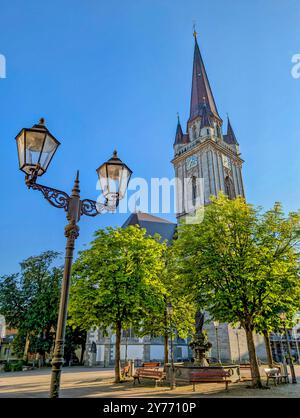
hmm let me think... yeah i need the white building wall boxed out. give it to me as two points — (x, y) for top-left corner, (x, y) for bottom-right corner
(118, 345), (144, 360)
(150, 345), (164, 360)
(96, 345), (104, 362)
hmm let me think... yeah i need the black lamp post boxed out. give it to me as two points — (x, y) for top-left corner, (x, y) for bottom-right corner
(213, 320), (221, 364)
(15, 118), (132, 398)
(279, 312), (297, 384)
(166, 302), (176, 390)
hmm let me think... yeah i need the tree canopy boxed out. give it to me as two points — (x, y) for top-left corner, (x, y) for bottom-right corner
(0, 251), (62, 360)
(68, 225), (167, 382)
(173, 193), (300, 387)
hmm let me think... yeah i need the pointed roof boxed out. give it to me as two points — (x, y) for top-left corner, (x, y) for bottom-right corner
(189, 32), (221, 122)
(122, 212), (176, 242)
(224, 117), (239, 145)
(174, 115), (184, 145)
(174, 115), (190, 146)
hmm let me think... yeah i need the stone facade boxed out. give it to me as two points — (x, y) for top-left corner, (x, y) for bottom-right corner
(85, 330), (191, 367)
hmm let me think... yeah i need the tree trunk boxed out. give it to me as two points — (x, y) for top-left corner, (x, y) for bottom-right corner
(244, 325), (263, 388)
(164, 334), (169, 369)
(115, 320), (122, 383)
(23, 334), (30, 363)
(263, 330), (274, 368)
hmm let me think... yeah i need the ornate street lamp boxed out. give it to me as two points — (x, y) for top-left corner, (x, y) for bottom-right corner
(96, 150), (132, 206)
(213, 320), (221, 364)
(16, 118), (60, 178)
(166, 302), (176, 390)
(279, 311), (297, 384)
(15, 118), (132, 398)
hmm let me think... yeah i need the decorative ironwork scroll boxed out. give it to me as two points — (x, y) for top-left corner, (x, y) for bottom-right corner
(81, 199), (101, 217)
(29, 183), (70, 211)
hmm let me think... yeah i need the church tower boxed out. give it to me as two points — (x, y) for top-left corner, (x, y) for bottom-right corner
(172, 31), (245, 219)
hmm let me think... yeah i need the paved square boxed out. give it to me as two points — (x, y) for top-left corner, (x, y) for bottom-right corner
(0, 366), (299, 397)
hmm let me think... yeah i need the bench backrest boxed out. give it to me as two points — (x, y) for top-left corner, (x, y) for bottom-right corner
(137, 368), (164, 378)
(190, 370), (230, 380)
(142, 362), (160, 368)
(239, 364), (251, 369)
(264, 368), (280, 377)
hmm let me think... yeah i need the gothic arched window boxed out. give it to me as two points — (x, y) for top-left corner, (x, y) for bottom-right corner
(224, 176), (235, 200)
(192, 176), (197, 206)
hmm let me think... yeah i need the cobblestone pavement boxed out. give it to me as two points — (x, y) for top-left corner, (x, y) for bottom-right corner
(0, 366), (299, 398)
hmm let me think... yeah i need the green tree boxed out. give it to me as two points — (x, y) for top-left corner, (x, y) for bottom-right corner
(0, 251), (62, 363)
(139, 247), (196, 366)
(174, 193), (300, 388)
(68, 226), (166, 383)
(64, 326), (87, 365)
(251, 202), (300, 366)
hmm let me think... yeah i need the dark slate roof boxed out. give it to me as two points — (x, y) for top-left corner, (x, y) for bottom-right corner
(224, 117), (239, 145)
(189, 35), (221, 122)
(174, 119), (184, 145)
(122, 212), (176, 243)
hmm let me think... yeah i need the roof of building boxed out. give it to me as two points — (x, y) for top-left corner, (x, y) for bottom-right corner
(122, 212), (176, 242)
(189, 33), (221, 122)
(224, 117), (239, 145)
(174, 118), (184, 146)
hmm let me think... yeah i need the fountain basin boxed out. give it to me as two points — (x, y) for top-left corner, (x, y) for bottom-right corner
(165, 363), (241, 383)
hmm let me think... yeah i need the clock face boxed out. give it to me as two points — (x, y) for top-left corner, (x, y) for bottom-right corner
(186, 155), (198, 171)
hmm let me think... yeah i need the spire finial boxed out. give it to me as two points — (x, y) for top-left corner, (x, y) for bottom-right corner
(71, 170), (80, 197)
(193, 22), (197, 40)
(176, 112), (180, 124)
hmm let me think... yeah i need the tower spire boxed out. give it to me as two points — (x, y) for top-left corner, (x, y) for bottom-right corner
(174, 112), (184, 145)
(224, 116), (239, 145)
(189, 32), (221, 123)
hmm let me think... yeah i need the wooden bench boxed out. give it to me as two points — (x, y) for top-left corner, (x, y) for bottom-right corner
(121, 364), (130, 378)
(190, 370), (231, 391)
(134, 368), (166, 387)
(142, 362), (160, 369)
(264, 368), (281, 386)
(265, 366), (289, 386)
(274, 363), (289, 384)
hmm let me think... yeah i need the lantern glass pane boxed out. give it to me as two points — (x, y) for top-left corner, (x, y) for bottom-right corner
(118, 166), (131, 199)
(25, 130), (45, 169)
(107, 163), (122, 195)
(39, 134), (59, 171)
(97, 164), (109, 197)
(16, 131), (25, 169)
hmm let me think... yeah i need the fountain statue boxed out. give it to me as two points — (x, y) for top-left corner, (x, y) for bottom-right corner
(189, 311), (212, 366)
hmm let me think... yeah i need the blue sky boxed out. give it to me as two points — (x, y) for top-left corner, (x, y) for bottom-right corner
(0, 0), (300, 274)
